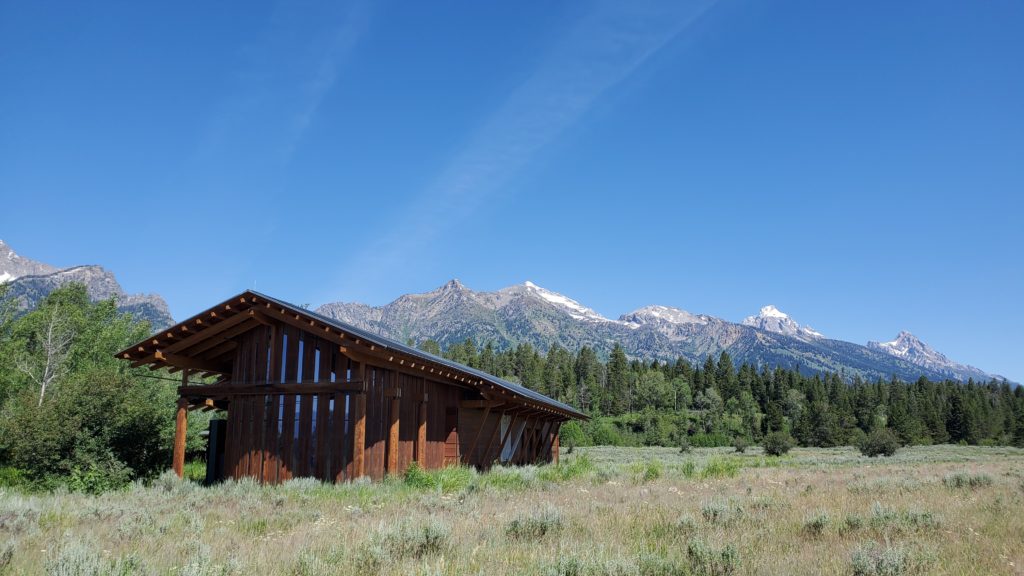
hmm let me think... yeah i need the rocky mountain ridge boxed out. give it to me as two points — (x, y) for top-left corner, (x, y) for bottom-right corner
(317, 279), (1003, 384)
(0, 241), (173, 330)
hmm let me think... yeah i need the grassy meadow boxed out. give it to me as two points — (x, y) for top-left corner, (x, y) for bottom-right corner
(2, 445), (1023, 575)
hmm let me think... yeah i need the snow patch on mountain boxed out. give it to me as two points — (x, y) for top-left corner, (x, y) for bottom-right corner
(619, 305), (708, 328)
(521, 281), (609, 322)
(742, 304), (824, 341)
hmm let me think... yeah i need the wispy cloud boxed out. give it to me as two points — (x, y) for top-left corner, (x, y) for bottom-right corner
(334, 0), (716, 298)
(193, 0), (369, 168)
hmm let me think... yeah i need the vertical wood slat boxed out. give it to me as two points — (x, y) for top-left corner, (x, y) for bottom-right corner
(332, 392), (348, 482)
(229, 398), (242, 478)
(552, 423), (561, 464)
(253, 326), (267, 385)
(416, 395), (427, 463)
(279, 394), (296, 481)
(387, 394), (400, 475)
(315, 393), (330, 480)
(352, 392), (366, 478)
(262, 394), (279, 483)
(238, 397), (250, 473)
(297, 392), (313, 477)
(284, 326), (299, 383)
(252, 394), (267, 481)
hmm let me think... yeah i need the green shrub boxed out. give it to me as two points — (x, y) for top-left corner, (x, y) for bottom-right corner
(629, 459), (663, 483)
(802, 511), (830, 537)
(701, 499), (744, 526)
(869, 503), (939, 532)
(0, 467), (27, 489)
(560, 421), (588, 448)
(505, 505), (563, 541)
(679, 436), (692, 453)
(358, 519), (451, 571)
(537, 454), (594, 483)
(763, 432), (794, 456)
(690, 432), (732, 447)
(850, 542), (929, 576)
(860, 428), (900, 457)
(732, 437), (748, 454)
(942, 472), (993, 489)
(687, 538), (740, 575)
(401, 463), (474, 493)
(475, 467), (534, 491)
(699, 457), (740, 479)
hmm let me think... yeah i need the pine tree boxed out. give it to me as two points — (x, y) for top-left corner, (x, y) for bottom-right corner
(606, 344), (630, 415)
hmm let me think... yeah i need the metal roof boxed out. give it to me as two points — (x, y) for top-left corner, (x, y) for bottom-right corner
(249, 291), (587, 419)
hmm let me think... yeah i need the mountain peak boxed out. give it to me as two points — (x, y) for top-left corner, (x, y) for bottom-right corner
(513, 281), (608, 322)
(865, 331), (983, 379)
(758, 305), (789, 319)
(0, 240), (59, 282)
(438, 278), (467, 292)
(743, 304), (823, 340)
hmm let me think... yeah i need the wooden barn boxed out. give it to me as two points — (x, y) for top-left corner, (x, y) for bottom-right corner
(117, 291), (586, 483)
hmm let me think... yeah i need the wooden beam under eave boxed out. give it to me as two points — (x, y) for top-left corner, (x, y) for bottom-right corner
(153, 350), (230, 374)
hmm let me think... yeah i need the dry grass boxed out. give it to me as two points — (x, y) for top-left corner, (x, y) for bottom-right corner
(1, 445), (1023, 575)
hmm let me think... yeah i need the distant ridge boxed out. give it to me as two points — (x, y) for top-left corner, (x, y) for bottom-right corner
(0, 241), (173, 330)
(318, 279), (1005, 384)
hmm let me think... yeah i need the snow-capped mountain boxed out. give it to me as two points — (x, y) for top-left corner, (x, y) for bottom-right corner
(0, 241), (173, 329)
(742, 305), (824, 341)
(867, 331), (993, 382)
(317, 279), (1006, 384)
(518, 280), (609, 322)
(0, 239), (58, 282)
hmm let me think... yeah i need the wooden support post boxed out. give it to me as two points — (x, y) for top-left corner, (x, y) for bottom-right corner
(416, 393), (428, 464)
(352, 393), (366, 479)
(387, 394), (400, 475)
(553, 425), (561, 464)
(173, 396), (189, 477)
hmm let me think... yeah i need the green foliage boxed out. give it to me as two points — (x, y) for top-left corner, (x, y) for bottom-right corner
(850, 542), (931, 576)
(763, 432), (795, 456)
(732, 437), (748, 453)
(687, 538), (740, 575)
(942, 472), (993, 489)
(357, 519), (450, 571)
(628, 459), (663, 483)
(401, 462), (475, 493)
(0, 285), (202, 492)
(679, 436), (691, 453)
(504, 504), (562, 541)
(802, 511), (830, 537)
(860, 428), (900, 457)
(536, 453), (594, 482)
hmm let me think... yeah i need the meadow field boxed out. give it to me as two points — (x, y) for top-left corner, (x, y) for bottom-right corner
(2, 445), (1023, 575)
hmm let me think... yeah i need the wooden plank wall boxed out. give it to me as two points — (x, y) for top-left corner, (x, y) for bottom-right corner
(218, 318), (562, 482)
(223, 322), (359, 483)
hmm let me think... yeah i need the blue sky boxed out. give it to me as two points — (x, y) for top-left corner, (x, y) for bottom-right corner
(1, 1), (1021, 381)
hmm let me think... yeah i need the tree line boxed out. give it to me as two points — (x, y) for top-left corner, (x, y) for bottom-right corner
(428, 338), (1024, 449)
